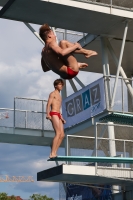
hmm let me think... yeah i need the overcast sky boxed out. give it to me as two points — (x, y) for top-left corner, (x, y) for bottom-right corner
(0, 18), (102, 200)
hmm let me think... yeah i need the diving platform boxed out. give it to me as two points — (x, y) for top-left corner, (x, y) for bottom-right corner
(37, 164), (133, 186)
(100, 112), (133, 125)
(0, 98), (57, 146)
(0, 126), (55, 146)
(48, 156), (133, 164)
(0, 0), (133, 35)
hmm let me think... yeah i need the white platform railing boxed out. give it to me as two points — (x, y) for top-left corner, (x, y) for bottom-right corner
(66, 126), (133, 178)
(73, 0), (133, 10)
(0, 108), (52, 130)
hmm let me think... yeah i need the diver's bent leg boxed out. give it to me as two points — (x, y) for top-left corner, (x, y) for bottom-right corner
(59, 40), (97, 58)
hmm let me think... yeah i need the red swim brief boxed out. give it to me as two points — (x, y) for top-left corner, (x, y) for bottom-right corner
(49, 111), (61, 119)
(66, 67), (79, 79)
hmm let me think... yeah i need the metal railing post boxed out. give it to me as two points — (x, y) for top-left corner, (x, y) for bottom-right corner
(14, 97), (15, 129)
(83, 33), (86, 45)
(121, 78), (124, 112)
(124, 140), (126, 168)
(64, 29), (67, 40)
(95, 123), (98, 175)
(25, 111), (27, 128)
(110, 0), (112, 13)
(42, 100), (45, 135)
(65, 135), (68, 164)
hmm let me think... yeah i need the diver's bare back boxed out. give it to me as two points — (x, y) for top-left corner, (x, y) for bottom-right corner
(42, 43), (67, 75)
(51, 91), (62, 112)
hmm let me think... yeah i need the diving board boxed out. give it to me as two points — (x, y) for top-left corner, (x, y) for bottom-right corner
(48, 156), (133, 164)
(100, 112), (133, 125)
(37, 164), (133, 186)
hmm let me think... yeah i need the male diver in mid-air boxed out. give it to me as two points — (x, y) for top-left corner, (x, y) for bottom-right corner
(39, 24), (98, 79)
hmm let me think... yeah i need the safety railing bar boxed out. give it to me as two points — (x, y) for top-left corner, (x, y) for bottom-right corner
(14, 97), (47, 102)
(0, 108), (46, 114)
(97, 122), (133, 128)
(67, 135), (133, 143)
(97, 137), (133, 143)
(107, 110), (133, 115)
(67, 135), (97, 139)
(103, 75), (133, 81)
(0, 108), (14, 111)
(97, 166), (132, 170)
(55, 30), (84, 36)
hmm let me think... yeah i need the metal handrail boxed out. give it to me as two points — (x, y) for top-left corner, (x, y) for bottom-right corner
(55, 30), (84, 36)
(0, 108), (46, 114)
(15, 96), (47, 102)
(104, 75), (133, 81)
(67, 133), (133, 143)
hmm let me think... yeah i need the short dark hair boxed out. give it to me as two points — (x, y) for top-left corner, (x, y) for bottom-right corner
(53, 79), (64, 88)
(39, 23), (51, 42)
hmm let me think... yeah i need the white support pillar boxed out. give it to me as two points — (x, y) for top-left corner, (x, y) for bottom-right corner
(106, 38), (133, 100)
(108, 122), (116, 157)
(107, 122), (119, 194)
(111, 21), (128, 108)
(101, 37), (112, 110)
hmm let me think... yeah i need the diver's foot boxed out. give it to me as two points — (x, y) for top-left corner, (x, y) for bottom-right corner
(49, 153), (57, 159)
(85, 50), (98, 58)
(78, 62), (88, 69)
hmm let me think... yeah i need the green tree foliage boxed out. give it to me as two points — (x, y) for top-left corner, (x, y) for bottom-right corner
(0, 192), (53, 200)
(30, 194), (53, 200)
(0, 193), (17, 200)
(0, 193), (8, 200)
